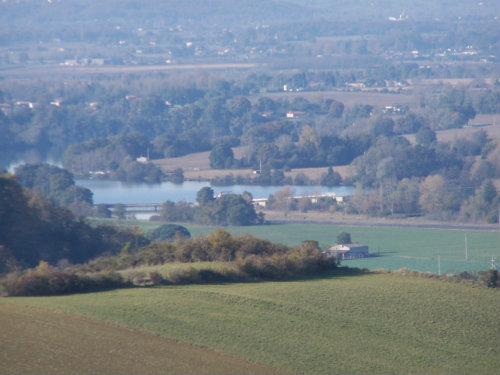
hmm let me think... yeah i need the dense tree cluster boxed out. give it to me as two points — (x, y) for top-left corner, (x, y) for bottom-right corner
(14, 163), (94, 215)
(0, 174), (148, 273)
(62, 133), (164, 182)
(151, 187), (262, 226)
(1, 73), (498, 183)
(347, 133), (500, 222)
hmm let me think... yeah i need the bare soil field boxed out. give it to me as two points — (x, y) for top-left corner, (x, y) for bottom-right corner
(181, 165), (353, 183)
(284, 165), (353, 181)
(405, 121), (500, 144)
(152, 146), (250, 172)
(152, 151), (212, 171)
(0, 63), (261, 77)
(414, 78), (497, 87)
(153, 145), (354, 182)
(255, 90), (415, 108)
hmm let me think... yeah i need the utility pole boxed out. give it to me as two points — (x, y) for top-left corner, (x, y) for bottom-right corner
(491, 256), (498, 270)
(437, 253), (441, 276)
(464, 232), (468, 261)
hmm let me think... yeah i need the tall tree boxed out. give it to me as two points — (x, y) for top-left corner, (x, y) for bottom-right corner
(336, 232), (352, 244)
(209, 143), (234, 169)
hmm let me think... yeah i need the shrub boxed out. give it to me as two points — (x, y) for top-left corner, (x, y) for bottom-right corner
(167, 267), (200, 284)
(1, 269), (127, 296)
(148, 224), (191, 242)
(479, 269), (499, 288)
(149, 271), (164, 285)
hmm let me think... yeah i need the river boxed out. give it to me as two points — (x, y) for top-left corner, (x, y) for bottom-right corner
(76, 179), (355, 204)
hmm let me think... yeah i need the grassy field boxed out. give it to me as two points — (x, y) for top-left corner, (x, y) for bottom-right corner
(3, 272), (499, 374)
(94, 219), (499, 274)
(0, 303), (279, 375)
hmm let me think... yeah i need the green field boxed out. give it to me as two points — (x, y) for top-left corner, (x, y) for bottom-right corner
(94, 219), (500, 274)
(3, 273), (499, 374)
(0, 303), (279, 375)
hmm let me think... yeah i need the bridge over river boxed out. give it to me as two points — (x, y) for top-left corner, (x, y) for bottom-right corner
(103, 203), (163, 214)
(103, 193), (344, 214)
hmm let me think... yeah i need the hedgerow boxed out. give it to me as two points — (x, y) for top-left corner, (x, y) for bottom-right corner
(1, 230), (341, 295)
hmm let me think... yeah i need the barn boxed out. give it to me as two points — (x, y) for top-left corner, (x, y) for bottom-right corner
(324, 243), (370, 260)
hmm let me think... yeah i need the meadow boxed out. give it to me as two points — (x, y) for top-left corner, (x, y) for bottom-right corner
(3, 272), (499, 374)
(95, 219), (500, 275)
(0, 303), (278, 375)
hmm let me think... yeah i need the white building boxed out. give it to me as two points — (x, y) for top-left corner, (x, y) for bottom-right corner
(323, 243), (369, 260)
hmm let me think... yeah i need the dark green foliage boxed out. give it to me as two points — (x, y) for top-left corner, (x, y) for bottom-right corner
(437, 87), (476, 127)
(195, 193), (259, 226)
(354, 136), (441, 188)
(328, 101), (344, 118)
(348, 104), (373, 120)
(320, 167), (342, 187)
(209, 142), (235, 169)
(148, 224), (191, 242)
(457, 269), (499, 288)
(62, 133), (164, 182)
(336, 232), (351, 244)
(0, 174), (149, 272)
(245, 134), (370, 171)
(236, 243), (336, 279)
(157, 189), (260, 226)
(196, 187), (215, 206)
(475, 89), (500, 114)
(371, 116), (395, 137)
(480, 269), (499, 288)
(156, 200), (195, 222)
(15, 163), (93, 208)
(166, 168), (184, 184)
(394, 113), (426, 134)
(480, 180), (497, 205)
(415, 126), (436, 145)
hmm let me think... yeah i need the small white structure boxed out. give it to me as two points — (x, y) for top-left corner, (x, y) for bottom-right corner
(324, 243), (369, 260)
(252, 198), (268, 207)
(286, 111), (305, 119)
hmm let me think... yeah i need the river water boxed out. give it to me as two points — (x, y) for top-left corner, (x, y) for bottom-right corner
(76, 179), (355, 204)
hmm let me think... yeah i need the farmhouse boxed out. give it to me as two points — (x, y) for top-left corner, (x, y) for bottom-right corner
(324, 243), (369, 260)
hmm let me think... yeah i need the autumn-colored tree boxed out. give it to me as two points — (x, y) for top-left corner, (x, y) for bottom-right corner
(418, 174), (460, 215)
(418, 175), (447, 213)
(268, 186), (295, 216)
